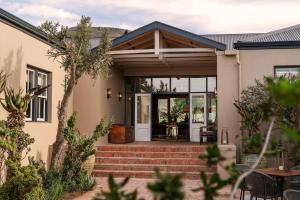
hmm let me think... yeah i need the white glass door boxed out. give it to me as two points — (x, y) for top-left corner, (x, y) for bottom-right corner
(135, 93), (151, 141)
(189, 93), (207, 142)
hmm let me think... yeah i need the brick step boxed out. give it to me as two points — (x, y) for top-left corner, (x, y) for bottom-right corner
(92, 170), (206, 180)
(94, 164), (216, 172)
(96, 151), (201, 158)
(95, 157), (205, 165)
(97, 145), (206, 153)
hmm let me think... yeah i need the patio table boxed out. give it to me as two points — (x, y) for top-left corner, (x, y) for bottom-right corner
(255, 168), (300, 195)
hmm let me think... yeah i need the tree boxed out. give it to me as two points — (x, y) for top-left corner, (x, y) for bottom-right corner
(39, 16), (112, 168)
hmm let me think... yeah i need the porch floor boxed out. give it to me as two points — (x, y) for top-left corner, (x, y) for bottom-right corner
(102, 141), (208, 146)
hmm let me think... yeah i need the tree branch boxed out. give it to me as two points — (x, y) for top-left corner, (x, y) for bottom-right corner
(229, 116), (276, 200)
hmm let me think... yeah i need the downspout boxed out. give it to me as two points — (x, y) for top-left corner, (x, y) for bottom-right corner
(236, 53), (242, 100)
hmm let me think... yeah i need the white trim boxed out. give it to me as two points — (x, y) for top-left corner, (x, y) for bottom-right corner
(25, 69), (35, 121)
(189, 93), (207, 142)
(109, 48), (215, 55)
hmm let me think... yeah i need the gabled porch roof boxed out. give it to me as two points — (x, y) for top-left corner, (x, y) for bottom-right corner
(112, 21), (226, 50)
(109, 21), (222, 74)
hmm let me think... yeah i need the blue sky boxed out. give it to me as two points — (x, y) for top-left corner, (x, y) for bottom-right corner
(1, 0), (300, 34)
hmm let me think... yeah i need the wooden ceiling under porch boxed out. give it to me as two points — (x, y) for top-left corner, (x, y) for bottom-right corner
(108, 22), (224, 76)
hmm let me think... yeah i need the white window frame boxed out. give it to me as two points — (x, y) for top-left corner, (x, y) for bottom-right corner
(36, 71), (48, 122)
(274, 66), (300, 77)
(26, 69), (35, 121)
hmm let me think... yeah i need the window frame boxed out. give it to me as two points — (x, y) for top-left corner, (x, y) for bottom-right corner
(274, 65), (300, 77)
(26, 66), (49, 122)
(26, 68), (35, 121)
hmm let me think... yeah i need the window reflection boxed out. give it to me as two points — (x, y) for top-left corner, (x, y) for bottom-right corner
(153, 78), (169, 92)
(207, 77), (216, 92)
(136, 78), (152, 93)
(207, 94), (217, 125)
(137, 96), (150, 124)
(191, 96), (205, 123)
(190, 78), (206, 92)
(171, 78), (189, 92)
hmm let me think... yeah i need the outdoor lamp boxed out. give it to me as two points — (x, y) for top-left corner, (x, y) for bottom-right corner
(118, 92), (123, 101)
(107, 88), (111, 99)
(221, 127), (229, 145)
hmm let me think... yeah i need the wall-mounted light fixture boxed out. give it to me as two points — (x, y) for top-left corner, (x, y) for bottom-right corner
(107, 88), (111, 99)
(118, 92), (123, 101)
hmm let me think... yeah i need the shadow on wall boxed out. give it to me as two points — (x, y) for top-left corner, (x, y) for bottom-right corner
(1, 46), (23, 89)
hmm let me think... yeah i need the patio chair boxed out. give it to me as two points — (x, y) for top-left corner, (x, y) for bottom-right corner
(245, 171), (283, 200)
(286, 166), (300, 189)
(236, 164), (250, 200)
(199, 124), (217, 144)
(283, 189), (300, 200)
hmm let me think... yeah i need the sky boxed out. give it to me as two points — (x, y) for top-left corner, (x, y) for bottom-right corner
(1, 0), (300, 34)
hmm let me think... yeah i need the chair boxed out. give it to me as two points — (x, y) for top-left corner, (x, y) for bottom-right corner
(236, 164), (250, 200)
(199, 124), (217, 144)
(286, 166), (300, 189)
(283, 189), (300, 200)
(246, 171), (283, 200)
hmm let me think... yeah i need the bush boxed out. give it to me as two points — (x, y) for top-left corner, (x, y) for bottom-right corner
(0, 165), (45, 200)
(60, 113), (111, 192)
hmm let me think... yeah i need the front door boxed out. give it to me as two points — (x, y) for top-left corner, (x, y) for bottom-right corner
(189, 93), (207, 142)
(135, 93), (151, 141)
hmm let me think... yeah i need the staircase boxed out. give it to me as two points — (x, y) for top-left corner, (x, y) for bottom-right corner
(93, 143), (216, 179)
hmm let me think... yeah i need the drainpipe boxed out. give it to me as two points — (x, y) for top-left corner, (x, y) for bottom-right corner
(236, 53), (242, 100)
(224, 50), (242, 99)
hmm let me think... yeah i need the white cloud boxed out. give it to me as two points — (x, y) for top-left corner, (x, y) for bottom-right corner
(4, 3), (80, 26)
(2, 0), (300, 33)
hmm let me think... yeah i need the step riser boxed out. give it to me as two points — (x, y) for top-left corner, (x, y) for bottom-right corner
(93, 145), (214, 180)
(97, 146), (205, 153)
(92, 171), (204, 180)
(96, 158), (205, 165)
(94, 164), (216, 172)
(96, 152), (200, 159)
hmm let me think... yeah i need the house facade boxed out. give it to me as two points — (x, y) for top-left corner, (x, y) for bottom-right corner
(1, 8), (300, 165)
(74, 21), (300, 148)
(0, 8), (69, 164)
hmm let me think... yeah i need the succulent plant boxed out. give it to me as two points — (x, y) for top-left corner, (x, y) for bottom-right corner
(1, 88), (30, 113)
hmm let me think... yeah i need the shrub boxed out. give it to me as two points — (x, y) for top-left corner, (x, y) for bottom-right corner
(61, 113), (111, 192)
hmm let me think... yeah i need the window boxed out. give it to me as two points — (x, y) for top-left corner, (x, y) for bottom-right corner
(26, 67), (49, 122)
(207, 77), (217, 92)
(190, 78), (206, 92)
(171, 77), (189, 92)
(152, 78), (170, 92)
(275, 66), (300, 77)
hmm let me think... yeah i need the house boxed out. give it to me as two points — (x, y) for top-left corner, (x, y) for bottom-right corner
(1, 8), (300, 177)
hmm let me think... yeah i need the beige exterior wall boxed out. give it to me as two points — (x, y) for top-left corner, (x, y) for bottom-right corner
(0, 21), (66, 165)
(217, 53), (240, 145)
(73, 67), (124, 144)
(217, 48), (300, 147)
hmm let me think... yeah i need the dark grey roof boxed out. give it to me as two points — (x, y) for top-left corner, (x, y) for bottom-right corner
(0, 8), (49, 43)
(235, 24), (300, 49)
(241, 24), (300, 42)
(112, 21), (226, 50)
(203, 33), (262, 50)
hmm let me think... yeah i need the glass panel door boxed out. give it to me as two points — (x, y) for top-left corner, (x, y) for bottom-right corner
(189, 93), (207, 142)
(135, 93), (151, 141)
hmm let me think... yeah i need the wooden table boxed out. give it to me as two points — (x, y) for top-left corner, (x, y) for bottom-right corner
(256, 168), (300, 177)
(255, 168), (300, 194)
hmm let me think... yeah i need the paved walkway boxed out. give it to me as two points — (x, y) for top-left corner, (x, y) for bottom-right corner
(73, 177), (248, 200)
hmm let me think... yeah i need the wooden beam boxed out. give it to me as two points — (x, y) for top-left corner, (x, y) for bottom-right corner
(154, 30), (160, 55)
(112, 54), (158, 58)
(159, 48), (214, 53)
(109, 49), (155, 55)
(163, 53), (215, 57)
